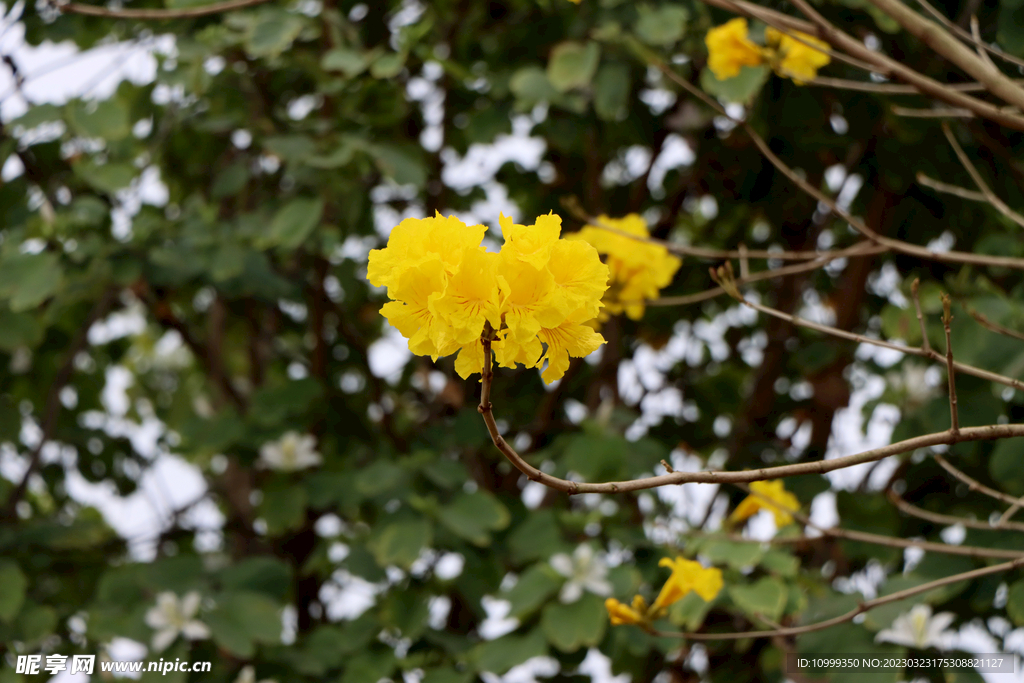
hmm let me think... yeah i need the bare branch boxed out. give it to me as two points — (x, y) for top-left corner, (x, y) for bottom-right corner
(55, 0), (273, 19)
(942, 294), (960, 435)
(887, 489), (1024, 532)
(917, 173), (988, 203)
(965, 306), (1024, 343)
(934, 454), (1024, 509)
(941, 122), (1024, 230)
(913, 0), (1024, 69)
(891, 106), (974, 118)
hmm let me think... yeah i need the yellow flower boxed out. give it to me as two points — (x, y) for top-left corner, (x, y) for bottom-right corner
(605, 596), (647, 626)
(428, 247), (504, 346)
(764, 27), (830, 84)
(369, 212), (609, 384)
(705, 18), (764, 80)
(537, 308), (606, 384)
(499, 212), (561, 271)
(570, 214), (681, 321)
(649, 557), (723, 615)
(367, 212), (486, 290)
(606, 557), (723, 629)
(728, 480), (800, 527)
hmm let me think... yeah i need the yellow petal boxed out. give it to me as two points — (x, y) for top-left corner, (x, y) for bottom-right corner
(605, 597), (646, 626)
(429, 247), (503, 346)
(500, 212), (562, 270)
(765, 28), (831, 85)
(537, 310), (606, 384)
(705, 18), (765, 81)
(650, 557), (723, 615)
(542, 239), (609, 324)
(367, 213), (487, 289)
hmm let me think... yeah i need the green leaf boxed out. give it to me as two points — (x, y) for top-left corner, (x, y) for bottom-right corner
(473, 629), (547, 674)
(540, 593), (607, 652)
(728, 577), (787, 621)
(371, 51), (406, 79)
(369, 517), (432, 568)
(258, 483), (307, 535)
(422, 668), (472, 683)
(759, 549), (799, 577)
(368, 143), (426, 187)
(0, 309), (42, 350)
(74, 161), (137, 193)
(246, 13), (305, 58)
(0, 561), (27, 622)
(999, 0), (1024, 57)
(437, 491), (510, 546)
(265, 197), (324, 249)
(698, 539), (763, 570)
(264, 135), (317, 163)
(209, 243), (246, 281)
(510, 66), (560, 108)
(206, 591), (282, 657)
(340, 649), (396, 683)
(0, 252), (62, 312)
(593, 62), (631, 122)
(219, 557), (292, 600)
(1007, 579), (1024, 626)
(990, 438), (1024, 495)
(547, 41), (600, 92)
(503, 564), (561, 618)
(322, 48), (368, 77)
(667, 590), (713, 630)
(699, 65), (769, 105)
(634, 4), (688, 45)
(508, 509), (565, 563)
(66, 98), (130, 141)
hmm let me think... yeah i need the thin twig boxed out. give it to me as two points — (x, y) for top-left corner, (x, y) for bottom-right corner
(934, 454), (1024, 508)
(911, 278), (931, 354)
(942, 293), (960, 435)
(886, 489), (1024, 532)
(941, 122), (1024, 230)
(914, 0), (1024, 69)
(970, 16), (997, 70)
(965, 306), (1024, 343)
(55, 0), (272, 18)
(657, 556), (1024, 640)
(916, 173), (988, 203)
(709, 264), (1024, 392)
(646, 242), (886, 308)
(891, 106), (974, 118)
(737, 482), (1022, 559)
(809, 76), (1024, 94)
(638, 44), (1024, 269)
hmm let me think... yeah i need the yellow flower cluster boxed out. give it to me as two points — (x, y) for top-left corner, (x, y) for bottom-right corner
(605, 557), (723, 627)
(368, 212), (610, 384)
(727, 480), (800, 527)
(571, 214), (681, 321)
(705, 18), (831, 85)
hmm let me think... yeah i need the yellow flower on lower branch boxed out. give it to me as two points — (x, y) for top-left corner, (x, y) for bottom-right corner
(605, 557), (722, 628)
(728, 479), (800, 528)
(764, 27), (830, 84)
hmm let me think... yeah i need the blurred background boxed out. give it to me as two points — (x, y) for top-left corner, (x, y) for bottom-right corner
(1, 0), (1024, 681)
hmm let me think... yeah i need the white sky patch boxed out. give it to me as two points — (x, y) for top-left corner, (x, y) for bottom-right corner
(368, 328), (412, 384)
(478, 595), (517, 640)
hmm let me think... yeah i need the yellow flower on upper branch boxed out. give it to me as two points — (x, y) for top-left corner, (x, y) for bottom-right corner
(605, 556), (722, 628)
(369, 211), (609, 384)
(570, 214), (681, 321)
(728, 480), (800, 528)
(764, 27), (831, 84)
(705, 18), (765, 80)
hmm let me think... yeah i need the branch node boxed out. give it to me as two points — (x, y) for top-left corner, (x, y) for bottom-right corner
(661, 459), (675, 473)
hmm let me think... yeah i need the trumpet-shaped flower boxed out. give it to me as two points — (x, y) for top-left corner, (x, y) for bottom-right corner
(367, 212), (486, 289)
(705, 18), (765, 80)
(538, 309), (606, 384)
(875, 604), (956, 650)
(765, 27), (831, 84)
(428, 247), (503, 346)
(728, 480), (800, 528)
(649, 557), (723, 615)
(369, 212), (608, 383)
(605, 596), (648, 626)
(500, 212), (561, 270)
(571, 214), (681, 321)
(605, 556), (723, 628)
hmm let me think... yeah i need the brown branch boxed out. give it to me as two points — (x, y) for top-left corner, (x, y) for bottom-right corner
(941, 122), (1024, 230)
(656, 556), (1024, 640)
(933, 454), (1024, 509)
(965, 306), (1024, 343)
(891, 106), (974, 118)
(55, 0), (273, 19)
(809, 77), (1018, 94)
(913, 0), (1024, 69)
(941, 293), (959, 435)
(916, 173), (988, 203)
(887, 489), (1024, 533)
